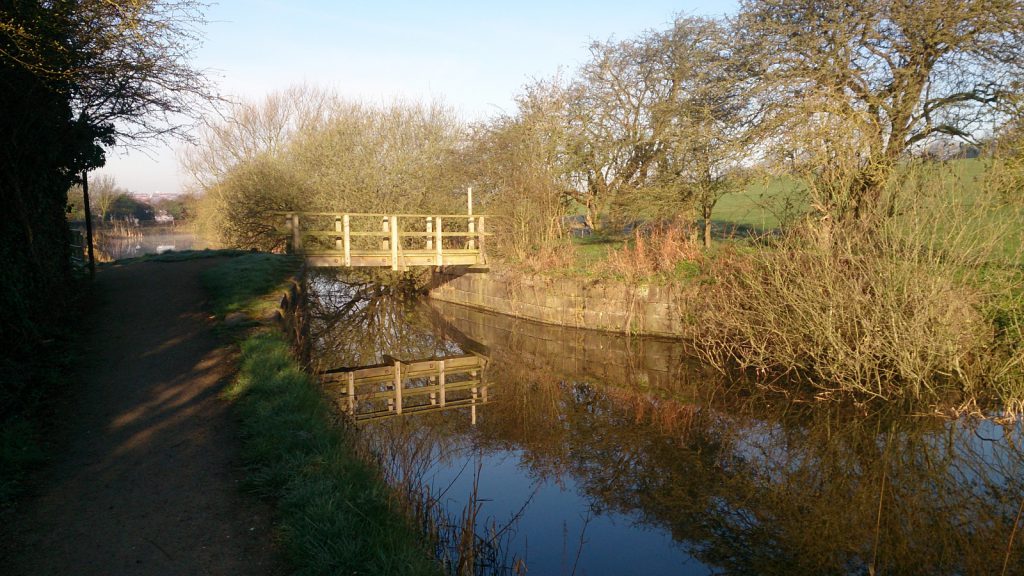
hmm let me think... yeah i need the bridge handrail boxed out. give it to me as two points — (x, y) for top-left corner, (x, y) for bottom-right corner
(271, 211), (491, 218)
(278, 211), (490, 270)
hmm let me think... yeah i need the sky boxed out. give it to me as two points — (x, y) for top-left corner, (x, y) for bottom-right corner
(99, 0), (738, 195)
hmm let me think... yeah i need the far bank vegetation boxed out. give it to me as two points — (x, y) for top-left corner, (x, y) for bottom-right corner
(188, 0), (1024, 411)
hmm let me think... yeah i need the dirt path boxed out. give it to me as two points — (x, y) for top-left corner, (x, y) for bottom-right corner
(2, 259), (283, 575)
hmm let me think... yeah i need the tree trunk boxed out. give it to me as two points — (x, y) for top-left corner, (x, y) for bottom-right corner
(702, 203), (713, 248)
(82, 170), (96, 278)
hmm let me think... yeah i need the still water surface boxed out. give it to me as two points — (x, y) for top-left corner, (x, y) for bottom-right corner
(308, 271), (1024, 575)
(95, 231), (208, 261)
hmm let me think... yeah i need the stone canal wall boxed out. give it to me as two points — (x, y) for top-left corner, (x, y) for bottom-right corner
(427, 268), (695, 338)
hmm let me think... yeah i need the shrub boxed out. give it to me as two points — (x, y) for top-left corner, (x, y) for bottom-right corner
(694, 173), (1024, 408)
(600, 221), (702, 282)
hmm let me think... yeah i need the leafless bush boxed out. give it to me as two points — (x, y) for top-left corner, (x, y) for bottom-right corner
(694, 172), (1024, 406)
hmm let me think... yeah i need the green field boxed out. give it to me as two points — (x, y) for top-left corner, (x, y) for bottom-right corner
(713, 158), (996, 231)
(559, 158), (1021, 273)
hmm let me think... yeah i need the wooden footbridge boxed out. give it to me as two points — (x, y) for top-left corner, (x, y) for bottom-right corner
(320, 354), (490, 424)
(281, 211), (488, 270)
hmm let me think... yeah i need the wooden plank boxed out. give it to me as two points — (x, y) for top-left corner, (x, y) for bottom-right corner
(353, 399), (490, 423)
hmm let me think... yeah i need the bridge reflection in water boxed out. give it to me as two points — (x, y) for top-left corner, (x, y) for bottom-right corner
(305, 271), (1024, 575)
(320, 354), (490, 424)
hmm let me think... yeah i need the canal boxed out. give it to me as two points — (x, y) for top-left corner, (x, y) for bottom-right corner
(307, 270), (1024, 575)
(94, 230), (209, 261)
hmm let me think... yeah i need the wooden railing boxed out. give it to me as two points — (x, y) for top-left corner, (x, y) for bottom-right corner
(320, 354), (489, 424)
(279, 212), (489, 270)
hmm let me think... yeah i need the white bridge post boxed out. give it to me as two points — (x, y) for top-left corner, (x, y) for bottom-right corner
(467, 187), (475, 250)
(390, 215), (399, 271)
(434, 216), (443, 268)
(393, 360), (403, 414)
(343, 214), (351, 267)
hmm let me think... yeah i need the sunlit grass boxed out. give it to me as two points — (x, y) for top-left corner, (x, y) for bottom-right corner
(204, 254), (441, 575)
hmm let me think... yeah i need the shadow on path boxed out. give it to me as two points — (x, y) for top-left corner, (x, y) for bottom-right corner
(2, 259), (283, 575)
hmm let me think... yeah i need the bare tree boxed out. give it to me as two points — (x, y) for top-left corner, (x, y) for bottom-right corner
(736, 0), (1024, 224)
(468, 79), (573, 261)
(559, 33), (681, 232)
(648, 17), (755, 247)
(183, 85), (335, 189)
(191, 90), (469, 249)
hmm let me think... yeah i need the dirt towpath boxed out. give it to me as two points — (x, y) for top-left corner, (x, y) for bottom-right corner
(3, 259), (282, 575)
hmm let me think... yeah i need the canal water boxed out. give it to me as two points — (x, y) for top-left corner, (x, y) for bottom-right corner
(308, 271), (1024, 576)
(94, 230), (209, 261)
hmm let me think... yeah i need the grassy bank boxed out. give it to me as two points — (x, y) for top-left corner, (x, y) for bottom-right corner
(202, 253), (440, 576)
(504, 161), (1024, 412)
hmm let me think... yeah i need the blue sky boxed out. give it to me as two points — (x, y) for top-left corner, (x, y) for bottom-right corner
(100, 0), (738, 194)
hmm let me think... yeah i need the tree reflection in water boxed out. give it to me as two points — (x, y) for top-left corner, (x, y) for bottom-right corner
(307, 272), (1024, 575)
(307, 269), (462, 369)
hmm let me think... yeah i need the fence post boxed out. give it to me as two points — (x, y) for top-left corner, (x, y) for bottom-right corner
(393, 360), (403, 415)
(285, 213), (293, 253)
(390, 215), (399, 271)
(477, 216), (486, 265)
(291, 213), (302, 252)
(343, 214), (351, 267)
(434, 216), (443, 268)
(438, 360), (446, 407)
(347, 372), (355, 415)
(425, 217), (433, 250)
(467, 186), (475, 250)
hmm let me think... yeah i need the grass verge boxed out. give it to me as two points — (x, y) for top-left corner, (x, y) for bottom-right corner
(203, 253), (441, 576)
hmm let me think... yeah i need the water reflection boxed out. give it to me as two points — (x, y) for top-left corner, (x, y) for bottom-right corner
(321, 355), (490, 424)
(307, 271), (1024, 575)
(92, 231), (208, 261)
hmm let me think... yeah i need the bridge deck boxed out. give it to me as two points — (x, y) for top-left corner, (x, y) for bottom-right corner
(304, 248), (481, 268)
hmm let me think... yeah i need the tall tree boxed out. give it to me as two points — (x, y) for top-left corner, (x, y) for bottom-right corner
(736, 0), (1024, 223)
(559, 33), (680, 231)
(649, 17), (754, 247)
(0, 0), (212, 410)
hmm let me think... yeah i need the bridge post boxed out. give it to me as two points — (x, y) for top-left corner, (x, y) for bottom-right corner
(438, 360), (446, 407)
(390, 215), (399, 271)
(434, 216), (443, 268)
(393, 360), (403, 415)
(478, 216), (486, 265)
(343, 214), (351, 267)
(471, 382), (478, 426)
(425, 217), (433, 250)
(467, 187), (475, 250)
(291, 213), (302, 252)
(347, 371), (355, 414)
(285, 213), (293, 253)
